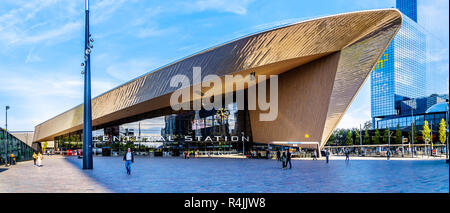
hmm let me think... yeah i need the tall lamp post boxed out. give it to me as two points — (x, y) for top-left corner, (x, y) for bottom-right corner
(82, 0), (93, 169)
(411, 99), (415, 158)
(4, 106), (9, 166)
(359, 124), (363, 156)
(446, 102), (449, 162)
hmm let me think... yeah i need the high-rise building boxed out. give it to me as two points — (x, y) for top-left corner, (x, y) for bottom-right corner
(371, 0), (427, 128)
(396, 0), (417, 21)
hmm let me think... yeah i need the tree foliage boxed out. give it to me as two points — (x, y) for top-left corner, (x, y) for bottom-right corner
(439, 118), (447, 144)
(383, 128), (390, 144)
(422, 121), (431, 144)
(363, 130), (370, 145)
(410, 122), (418, 143)
(374, 128), (381, 144)
(395, 124), (402, 144)
(346, 130), (353, 146)
(354, 129), (361, 145)
(363, 120), (372, 130)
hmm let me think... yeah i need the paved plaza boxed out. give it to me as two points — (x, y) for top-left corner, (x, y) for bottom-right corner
(0, 155), (111, 193)
(0, 155), (448, 193)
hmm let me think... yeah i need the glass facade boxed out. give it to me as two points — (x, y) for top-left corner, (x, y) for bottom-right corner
(371, 1), (427, 126)
(376, 112), (447, 129)
(54, 101), (254, 156)
(0, 128), (35, 164)
(396, 0), (417, 22)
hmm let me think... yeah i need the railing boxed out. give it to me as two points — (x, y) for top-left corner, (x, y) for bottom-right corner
(324, 144), (447, 158)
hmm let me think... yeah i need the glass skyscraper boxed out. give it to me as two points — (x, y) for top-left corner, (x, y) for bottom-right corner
(371, 0), (427, 128)
(396, 0), (417, 22)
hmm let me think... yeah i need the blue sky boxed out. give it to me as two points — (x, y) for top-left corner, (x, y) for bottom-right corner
(0, 0), (448, 131)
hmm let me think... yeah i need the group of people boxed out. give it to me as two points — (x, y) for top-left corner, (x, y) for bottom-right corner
(3, 153), (17, 166)
(276, 150), (292, 169)
(32, 152), (44, 167)
(183, 150), (199, 159)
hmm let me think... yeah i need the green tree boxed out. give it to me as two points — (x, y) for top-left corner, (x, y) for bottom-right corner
(335, 129), (347, 146)
(374, 128), (381, 144)
(363, 120), (372, 130)
(355, 129), (361, 145)
(383, 128), (389, 144)
(422, 120), (431, 144)
(346, 130), (353, 146)
(410, 122), (418, 144)
(422, 120), (432, 155)
(439, 118), (447, 145)
(327, 131), (336, 146)
(363, 129), (370, 145)
(42, 141), (48, 152)
(395, 124), (402, 144)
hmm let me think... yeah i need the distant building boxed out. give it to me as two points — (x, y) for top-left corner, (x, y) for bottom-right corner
(1, 128), (35, 163)
(9, 131), (34, 147)
(399, 94), (449, 115)
(375, 94), (448, 129)
(32, 10), (403, 155)
(371, 0), (428, 128)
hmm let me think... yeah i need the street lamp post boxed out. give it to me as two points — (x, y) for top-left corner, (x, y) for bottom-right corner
(430, 120), (433, 158)
(388, 130), (392, 149)
(401, 136), (404, 158)
(411, 100), (415, 158)
(241, 132), (245, 157)
(359, 124), (362, 156)
(4, 106), (9, 166)
(446, 103), (449, 162)
(82, 0), (93, 169)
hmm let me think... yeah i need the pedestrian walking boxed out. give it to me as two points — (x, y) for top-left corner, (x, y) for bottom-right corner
(32, 152), (37, 166)
(312, 151), (317, 160)
(276, 150), (281, 161)
(281, 152), (287, 169)
(123, 148), (134, 175)
(386, 149), (391, 160)
(286, 150), (292, 169)
(325, 150), (329, 163)
(36, 152), (43, 167)
(345, 149), (350, 161)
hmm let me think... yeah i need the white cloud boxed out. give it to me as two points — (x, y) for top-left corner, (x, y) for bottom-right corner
(136, 27), (177, 38)
(0, 0), (131, 47)
(9, 21), (82, 45)
(419, 0), (449, 43)
(181, 0), (254, 15)
(105, 59), (156, 81)
(0, 68), (116, 130)
(25, 47), (42, 63)
(0, 0), (69, 46)
(90, 0), (129, 24)
(337, 81), (372, 129)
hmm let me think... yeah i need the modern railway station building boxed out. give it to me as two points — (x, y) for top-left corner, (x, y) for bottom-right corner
(33, 9), (403, 157)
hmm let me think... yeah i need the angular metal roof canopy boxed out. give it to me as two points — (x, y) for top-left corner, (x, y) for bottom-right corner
(34, 9), (402, 145)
